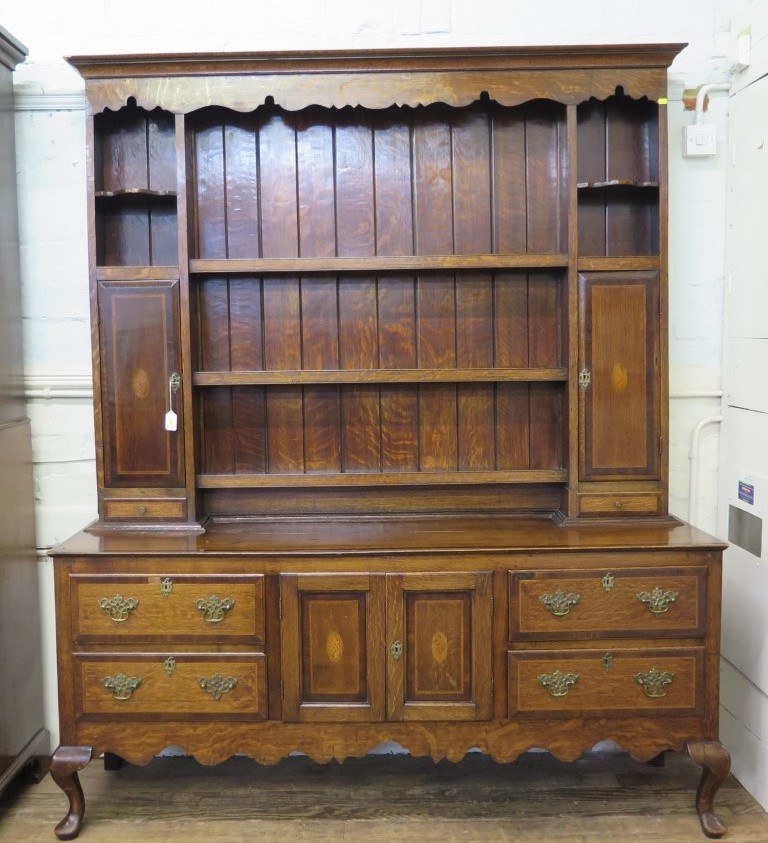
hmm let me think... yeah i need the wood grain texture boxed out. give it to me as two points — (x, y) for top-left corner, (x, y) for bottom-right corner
(281, 574), (386, 722)
(98, 281), (185, 488)
(387, 573), (492, 721)
(579, 271), (660, 480)
(95, 107), (177, 266)
(71, 575), (264, 643)
(508, 648), (703, 716)
(77, 654), (267, 717)
(510, 567), (706, 639)
(5, 750), (768, 843)
(56, 44), (721, 843)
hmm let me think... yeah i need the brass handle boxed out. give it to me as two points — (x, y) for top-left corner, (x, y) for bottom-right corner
(636, 587), (679, 615)
(198, 673), (238, 700)
(195, 595), (235, 623)
(538, 670), (579, 697)
(103, 673), (142, 701)
(635, 668), (675, 698)
(390, 640), (403, 661)
(539, 589), (581, 617)
(98, 595), (139, 623)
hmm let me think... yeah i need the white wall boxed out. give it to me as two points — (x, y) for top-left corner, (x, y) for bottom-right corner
(716, 0), (768, 811)
(2, 0), (734, 752)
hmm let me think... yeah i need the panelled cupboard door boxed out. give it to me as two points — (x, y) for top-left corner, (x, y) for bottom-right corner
(98, 280), (185, 487)
(280, 574), (387, 722)
(386, 572), (492, 721)
(578, 271), (660, 480)
(280, 572), (492, 723)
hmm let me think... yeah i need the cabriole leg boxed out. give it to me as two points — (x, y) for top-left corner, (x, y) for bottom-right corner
(49, 746), (94, 840)
(686, 740), (731, 838)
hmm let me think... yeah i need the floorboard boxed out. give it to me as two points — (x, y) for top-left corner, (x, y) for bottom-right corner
(1, 750), (766, 842)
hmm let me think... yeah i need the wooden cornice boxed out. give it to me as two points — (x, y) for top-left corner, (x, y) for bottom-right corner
(67, 43), (686, 115)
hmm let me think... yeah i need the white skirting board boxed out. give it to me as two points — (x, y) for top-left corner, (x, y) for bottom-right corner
(720, 657), (768, 811)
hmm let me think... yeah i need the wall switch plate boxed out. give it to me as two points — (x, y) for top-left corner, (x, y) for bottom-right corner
(683, 123), (717, 157)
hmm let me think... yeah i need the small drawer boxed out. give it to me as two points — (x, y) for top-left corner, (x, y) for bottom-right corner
(76, 653), (267, 718)
(104, 497), (187, 521)
(510, 567), (706, 639)
(508, 647), (703, 717)
(71, 574), (264, 643)
(578, 493), (661, 517)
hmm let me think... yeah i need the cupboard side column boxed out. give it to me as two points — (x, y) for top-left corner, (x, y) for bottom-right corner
(658, 100), (670, 515)
(565, 104), (580, 518)
(85, 115), (106, 508)
(176, 113), (198, 524)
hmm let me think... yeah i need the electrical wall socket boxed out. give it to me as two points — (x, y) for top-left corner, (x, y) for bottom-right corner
(683, 123), (717, 157)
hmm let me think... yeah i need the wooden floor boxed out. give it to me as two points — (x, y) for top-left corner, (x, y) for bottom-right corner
(1, 750), (767, 842)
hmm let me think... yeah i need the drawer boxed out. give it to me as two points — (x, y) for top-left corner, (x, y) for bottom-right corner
(508, 647), (703, 717)
(510, 567), (706, 639)
(103, 497), (187, 521)
(71, 574), (264, 643)
(578, 493), (661, 517)
(75, 653), (267, 717)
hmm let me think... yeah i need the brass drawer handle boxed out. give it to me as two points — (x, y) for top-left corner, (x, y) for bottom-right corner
(539, 589), (581, 617)
(636, 587), (679, 615)
(635, 668), (675, 698)
(198, 673), (238, 701)
(538, 670), (579, 697)
(98, 595), (139, 623)
(195, 595), (235, 623)
(103, 672), (143, 701)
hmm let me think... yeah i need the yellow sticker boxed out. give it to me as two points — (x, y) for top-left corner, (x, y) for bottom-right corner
(658, 97), (668, 105)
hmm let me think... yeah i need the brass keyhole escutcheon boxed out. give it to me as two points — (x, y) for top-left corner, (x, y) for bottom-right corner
(160, 577), (173, 598)
(390, 640), (403, 661)
(164, 656), (177, 676)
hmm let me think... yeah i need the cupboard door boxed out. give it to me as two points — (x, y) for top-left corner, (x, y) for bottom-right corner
(280, 574), (386, 722)
(386, 572), (492, 721)
(99, 280), (185, 488)
(578, 271), (660, 480)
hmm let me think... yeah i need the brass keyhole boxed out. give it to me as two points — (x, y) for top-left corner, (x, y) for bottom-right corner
(390, 640), (403, 660)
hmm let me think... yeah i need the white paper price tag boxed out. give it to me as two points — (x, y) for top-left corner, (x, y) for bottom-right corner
(165, 410), (178, 432)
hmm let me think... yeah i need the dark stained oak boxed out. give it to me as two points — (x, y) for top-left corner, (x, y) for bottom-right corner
(579, 270), (660, 481)
(51, 43), (731, 841)
(687, 741), (732, 838)
(49, 746), (93, 840)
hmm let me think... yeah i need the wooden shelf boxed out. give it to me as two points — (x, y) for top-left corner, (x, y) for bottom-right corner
(189, 254), (569, 275)
(96, 266), (180, 281)
(577, 257), (659, 272)
(95, 188), (177, 198)
(577, 180), (659, 190)
(197, 469), (568, 488)
(193, 367), (568, 387)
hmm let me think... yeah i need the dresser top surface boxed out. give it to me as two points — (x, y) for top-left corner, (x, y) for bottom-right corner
(51, 515), (726, 557)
